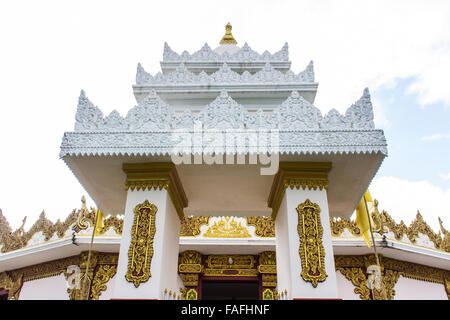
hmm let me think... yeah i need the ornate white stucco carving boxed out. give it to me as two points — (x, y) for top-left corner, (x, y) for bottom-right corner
(60, 130), (387, 157)
(162, 42), (289, 62)
(198, 91), (245, 129)
(321, 109), (348, 130)
(276, 91), (323, 130)
(63, 88), (387, 157)
(103, 110), (126, 131)
(74, 90), (104, 131)
(125, 89), (174, 130)
(136, 61), (314, 85)
(72, 89), (375, 133)
(344, 88), (375, 129)
(135, 63), (153, 84)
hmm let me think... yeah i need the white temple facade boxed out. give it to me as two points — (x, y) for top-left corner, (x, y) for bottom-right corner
(0, 24), (449, 300)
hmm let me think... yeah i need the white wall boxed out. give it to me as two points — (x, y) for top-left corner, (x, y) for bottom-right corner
(159, 197), (181, 297)
(394, 275), (447, 300)
(335, 272), (449, 300)
(275, 196), (291, 297)
(19, 274), (69, 300)
(98, 273), (116, 300)
(335, 270), (360, 300)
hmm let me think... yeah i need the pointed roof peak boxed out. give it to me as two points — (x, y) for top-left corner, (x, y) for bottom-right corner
(220, 22), (237, 45)
(219, 90), (230, 98)
(363, 87), (370, 96)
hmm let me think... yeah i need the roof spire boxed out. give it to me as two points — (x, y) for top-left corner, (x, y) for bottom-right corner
(220, 23), (237, 45)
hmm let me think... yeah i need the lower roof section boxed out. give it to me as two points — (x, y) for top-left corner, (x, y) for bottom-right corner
(61, 150), (385, 219)
(1, 212), (448, 273)
(1, 235), (448, 274)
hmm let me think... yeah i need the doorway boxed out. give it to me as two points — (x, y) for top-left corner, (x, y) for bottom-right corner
(201, 281), (259, 300)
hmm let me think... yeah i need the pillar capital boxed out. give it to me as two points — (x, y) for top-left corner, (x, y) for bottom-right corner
(122, 162), (188, 220)
(268, 162), (332, 220)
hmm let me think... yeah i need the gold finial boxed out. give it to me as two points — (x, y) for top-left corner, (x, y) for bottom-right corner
(220, 23), (237, 45)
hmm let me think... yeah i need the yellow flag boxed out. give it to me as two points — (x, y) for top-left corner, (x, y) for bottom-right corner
(364, 190), (373, 203)
(94, 209), (104, 236)
(356, 192), (371, 248)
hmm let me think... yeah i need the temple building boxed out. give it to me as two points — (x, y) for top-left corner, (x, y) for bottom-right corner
(0, 24), (449, 300)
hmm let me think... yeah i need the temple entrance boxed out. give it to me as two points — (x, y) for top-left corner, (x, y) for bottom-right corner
(0, 289), (8, 300)
(201, 281), (259, 300)
(178, 252), (277, 300)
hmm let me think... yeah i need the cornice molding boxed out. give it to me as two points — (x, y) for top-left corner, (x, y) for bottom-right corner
(268, 162), (332, 220)
(122, 162), (188, 220)
(162, 42), (289, 63)
(60, 130), (387, 158)
(70, 89), (375, 133)
(136, 61), (314, 85)
(62, 89), (384, 158)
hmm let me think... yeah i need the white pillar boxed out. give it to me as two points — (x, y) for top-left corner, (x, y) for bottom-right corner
(270, 162), (339, 300)
(112, 163), (187, 300)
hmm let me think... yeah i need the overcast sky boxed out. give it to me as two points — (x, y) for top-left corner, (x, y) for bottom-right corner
(0, 0), (449, 232)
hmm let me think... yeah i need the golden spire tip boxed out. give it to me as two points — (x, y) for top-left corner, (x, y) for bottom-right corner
(220, 22), (237, 45)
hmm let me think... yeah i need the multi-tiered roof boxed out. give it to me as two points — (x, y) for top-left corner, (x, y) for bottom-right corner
(60, 24), (387, 218)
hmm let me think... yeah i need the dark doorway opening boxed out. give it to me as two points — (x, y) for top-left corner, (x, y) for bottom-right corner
(0, 289), (9, 300)
(202, 281), (259, 300)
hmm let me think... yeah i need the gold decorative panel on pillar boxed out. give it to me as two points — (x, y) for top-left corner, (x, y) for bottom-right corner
(296, 199), (327, 287)
(125, 200), (157, 288)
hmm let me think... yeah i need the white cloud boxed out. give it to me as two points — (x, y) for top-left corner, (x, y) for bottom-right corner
(369, 176), (450, 233)
(421, 134), (450, 141)
(440, 173), (450, 180)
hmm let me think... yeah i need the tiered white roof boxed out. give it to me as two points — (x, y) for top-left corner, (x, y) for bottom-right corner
(59, 24), (388, 218)
(135, 29), (313, 108)
(61, 88), (386, 157)
(136, 61), (314, 86)
(162, 42), (289, 63)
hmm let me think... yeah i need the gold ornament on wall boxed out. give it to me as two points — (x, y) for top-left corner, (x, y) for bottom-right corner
(186, 288), (198, 300)
(0, 272), (23, 300)
(0, 208), (79, 253)
(246, 217), (275, 237)
(336, 267), (371, 300)
(180, 216), (210, 237)
(204, 216), (250, 238)
(90, 264), (117, 300)
(258, 251), (277, 274)
(444, 278), (450, 299)
(178, 250), (203, 287)
(297, 199), (327, 287)
(262, 288), (274, 300)
(261, 274), (277, 287)
(73, 196), (96, 233)
(125, 200), (157, 288)
(97, 215), (124, 235)
(330, 217), (361, 237)
(204, 255), (258, 277)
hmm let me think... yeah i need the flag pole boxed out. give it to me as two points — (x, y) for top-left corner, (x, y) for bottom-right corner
(363, 194), (387, 300)
(82, 207), (99, 300)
